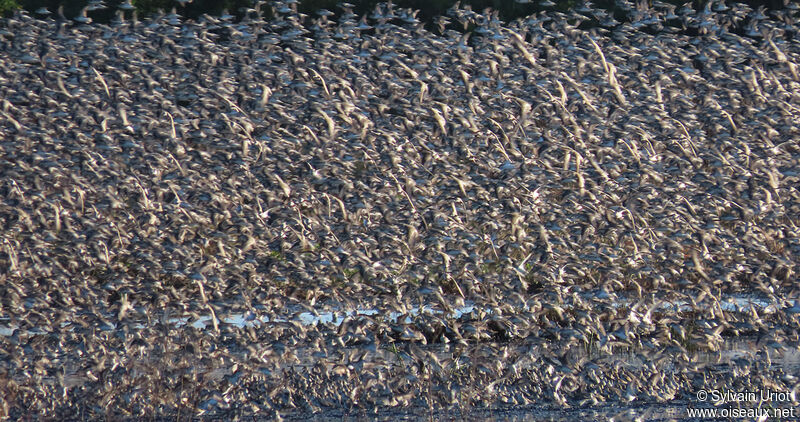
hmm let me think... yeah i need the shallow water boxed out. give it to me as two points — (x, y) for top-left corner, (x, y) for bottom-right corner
(11, 302), (799, 391)
(0, 293), (781, 337)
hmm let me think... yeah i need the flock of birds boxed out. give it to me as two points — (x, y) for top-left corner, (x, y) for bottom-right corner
(0, 0), (799, 418)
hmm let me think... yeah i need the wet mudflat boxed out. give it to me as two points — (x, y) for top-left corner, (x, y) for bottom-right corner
(1, 0), (799, 420)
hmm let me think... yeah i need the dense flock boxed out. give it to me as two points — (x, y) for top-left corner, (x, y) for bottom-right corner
(0, 0), (799, 418)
